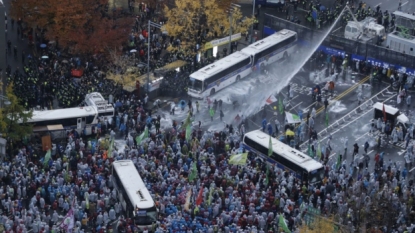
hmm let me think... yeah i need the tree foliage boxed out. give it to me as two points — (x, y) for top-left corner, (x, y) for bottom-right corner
(163, 0), (254, 56)
(0, 84), (33, 141)
(11, 0), (133, 54)
(106, 49), (140, 86)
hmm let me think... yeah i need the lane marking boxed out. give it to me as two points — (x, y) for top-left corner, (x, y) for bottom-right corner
(402, 1), (409, 6)
(375, 3), (382, 7)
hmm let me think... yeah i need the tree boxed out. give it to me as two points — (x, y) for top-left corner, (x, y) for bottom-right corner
(163, 0), (254, 56)
(11, 0), (133, 54)
(299, 216), (347, 233)
(0, 84), (33, 141)
(105, 49), (141, 86)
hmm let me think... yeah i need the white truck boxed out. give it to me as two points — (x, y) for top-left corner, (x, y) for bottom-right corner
(344, 17), (386, 42)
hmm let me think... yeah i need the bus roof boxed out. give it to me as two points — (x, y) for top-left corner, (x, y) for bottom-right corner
(189, 51), (250, 81)
(373, 102), (399, 115)
(241, 29), (297, 55)
(84, 92), (114, 114)
(28, 107), (97, 123)
(243, 130), (322, 172)
(112, 160), (155, 209)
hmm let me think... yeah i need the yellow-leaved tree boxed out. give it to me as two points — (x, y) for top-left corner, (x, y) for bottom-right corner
(163, 0), (254, 56)
(299, 217), (346, 233)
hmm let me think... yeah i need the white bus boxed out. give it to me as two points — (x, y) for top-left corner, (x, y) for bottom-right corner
(112, 160), (158, 230)
(243, 130), (324, 186)
(187, 29), (297, 98)
(241, 29), (297, 70)
(188, 51), (252, 98)
(21, 105), (113, 135)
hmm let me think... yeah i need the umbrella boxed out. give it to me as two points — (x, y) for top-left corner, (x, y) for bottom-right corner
(41, 56), (49, 59)
(319, 5), (326, 11)
(285, 130), (295, 136)
(40, 44), (47, 48)
(62, 60), (68, 63)
(130, 49), (137, 53)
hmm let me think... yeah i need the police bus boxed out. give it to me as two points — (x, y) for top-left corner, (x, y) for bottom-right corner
(21, 106), (104, 135)
(112, 160), (158, 230)
(243, 130), (324, 185)
(187, 29), (297, 98)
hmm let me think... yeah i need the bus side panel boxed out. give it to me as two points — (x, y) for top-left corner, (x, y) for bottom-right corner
(243, 144), (302, 179)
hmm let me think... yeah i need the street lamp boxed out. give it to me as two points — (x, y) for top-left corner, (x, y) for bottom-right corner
(147, 20), (163, 93)
(228, 4), (241, 54)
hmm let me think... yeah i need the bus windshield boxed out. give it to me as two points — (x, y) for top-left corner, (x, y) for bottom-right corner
(189, 78), (203, 92)
(134, 206), (158, 226)
(309, 167), (325, 185)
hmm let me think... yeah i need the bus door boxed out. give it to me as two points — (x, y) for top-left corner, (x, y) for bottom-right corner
(77, 118), (82, 130)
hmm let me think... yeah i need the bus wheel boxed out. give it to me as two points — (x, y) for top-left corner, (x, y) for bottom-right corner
(236, 75), (241, 82)
(283, 52), (289, 61)
(210, 88), (216, 96)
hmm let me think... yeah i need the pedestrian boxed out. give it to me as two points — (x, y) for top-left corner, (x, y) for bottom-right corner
(324, 98), (329, 112)
(353, 142), (359, 157)
(220, 110), (224, 121)
(209, 107), (215, 121)
(398, 0), (402, 11)
(364, 141), (369, 154)
(407, 95), (411, 108)
(262, 118), (267, 131)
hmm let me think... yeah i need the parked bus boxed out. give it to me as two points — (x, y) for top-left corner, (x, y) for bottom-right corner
(112, 160), (158, 230)
(188, 51), (252, 98)
(243, 130), (324, 185)
(241, 29), (297, 69)
(20, 105), (113, 135)
(187, 29), (297, 98)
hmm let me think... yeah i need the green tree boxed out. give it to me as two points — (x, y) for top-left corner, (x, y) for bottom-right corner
(0, 84), (33, 141)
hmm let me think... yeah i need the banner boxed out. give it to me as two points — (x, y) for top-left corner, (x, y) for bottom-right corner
(228, 153), (248, 165)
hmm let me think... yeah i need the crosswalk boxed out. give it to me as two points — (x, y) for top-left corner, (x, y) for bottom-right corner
(289, 82), (339, 97)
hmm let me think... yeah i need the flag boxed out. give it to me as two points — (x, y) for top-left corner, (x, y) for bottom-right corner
(266, 95), (277, 105)
(65, 162), (70, 182)
(279, 214), (291, 233)
(135, 127), (149, 145)
(43, 149), (51, 167)
(325, 112), (329, 127)
(268, 136), (273, 157)
(208, 187), (213, 205)
(185, 123), (192, 142)
(59, 205), (75, 232)
(196, 185), (204, 205)
(278, 96), (284, 114)
(228, 153), (248, 165)
(382, 103), (387, 122)
(181, 113), (192, 130)
(188, 162), (198, 182)
(317, 142), (321, 160)
(107, 138), (114, 158)
(84, 192), (90, 210)
(336, 154), (342, 170)
(308, 144), (313, 158)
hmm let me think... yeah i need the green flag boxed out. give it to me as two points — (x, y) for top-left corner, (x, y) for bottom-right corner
(188, 162), (198, 182)
(208, 187), (213, 205)
(185, 123), (192, 142)
(43, 149), (51, 166)
(316, 142), (321, 160)
(65, 162), (70, 182)
(268, 136), (273, 157)
(336, 154), (342, 170)
(135, 127), (149, 145)
(279, 214), (291, 233)
(181, 113), (192, 130)
(279, 96), (284, 114)
(107, 138), (114, 158)
(326, 112), (329, 127)
(228, 153), (248, 165)
(308, 144), (314, 158)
